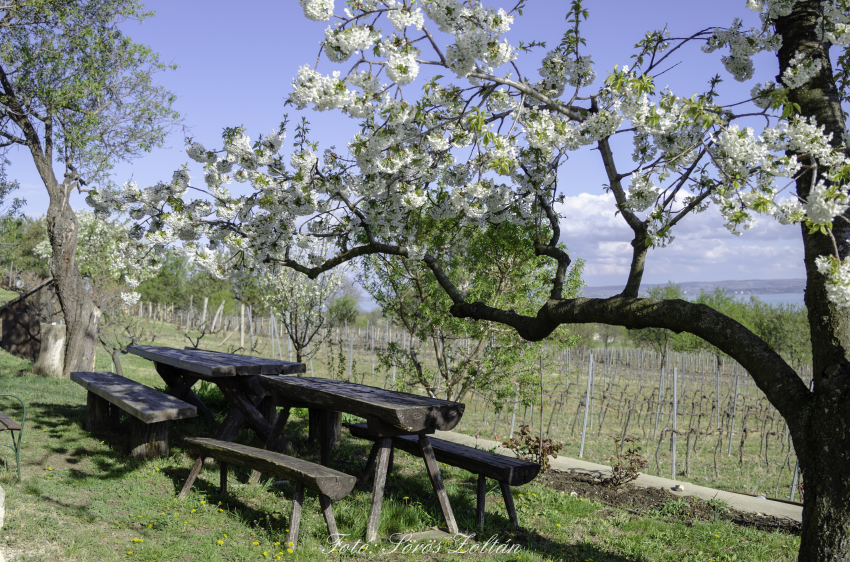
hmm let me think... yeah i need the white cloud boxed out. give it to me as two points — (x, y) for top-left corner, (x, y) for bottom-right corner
(555, 192), (804, 288)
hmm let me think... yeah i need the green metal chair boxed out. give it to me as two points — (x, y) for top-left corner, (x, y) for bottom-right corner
(0, 394), (26, 481)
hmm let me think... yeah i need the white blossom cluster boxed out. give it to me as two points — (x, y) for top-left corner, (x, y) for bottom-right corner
(703, 18), (782, 81)
(324, 25), (381, 63)
(816, 254), (850, 308)
(781, 51), (823, 89)
(536, 51), (596, 96)
(625, 173), (660, 212)
(300, 0), (334, 21)
(82, 0), (850, 312)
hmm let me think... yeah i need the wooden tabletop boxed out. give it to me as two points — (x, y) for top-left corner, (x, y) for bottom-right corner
(259, 376), (464, 432)
(127, 346), (306, 377)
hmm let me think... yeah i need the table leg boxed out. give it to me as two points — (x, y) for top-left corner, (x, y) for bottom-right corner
(249, 406), (292, 484)
(220, 462), (228, 494)
(419, 435), (459, 534)
(365, 437), (392, 542)
(155, 363), (215, 418)
(218, 379), (291, 452)
(361, 442), (379, 483)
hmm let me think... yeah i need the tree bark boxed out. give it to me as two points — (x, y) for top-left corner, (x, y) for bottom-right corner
(774, 3), (850, 560)
(46, 193), (100, 376)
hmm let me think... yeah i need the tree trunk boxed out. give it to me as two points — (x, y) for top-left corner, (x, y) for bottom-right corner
(46, 199), (100, 376)
(31, 322), (66, 377)
(776, 2), (850, 560)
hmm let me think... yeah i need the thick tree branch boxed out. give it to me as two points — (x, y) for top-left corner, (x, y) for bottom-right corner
(450, 295), (810, 429)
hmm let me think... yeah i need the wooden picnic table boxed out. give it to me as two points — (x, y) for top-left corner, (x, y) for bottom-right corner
(258, 375), (466, 542)
(126, 345), (306, 496)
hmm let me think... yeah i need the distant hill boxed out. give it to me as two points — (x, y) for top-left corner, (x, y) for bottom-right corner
(582, 279), (806, 298)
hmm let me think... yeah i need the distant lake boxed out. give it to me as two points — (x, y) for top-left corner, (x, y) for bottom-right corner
(695, 292), (806, 307)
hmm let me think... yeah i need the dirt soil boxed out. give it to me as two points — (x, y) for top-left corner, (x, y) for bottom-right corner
(539, 470), (801, 535)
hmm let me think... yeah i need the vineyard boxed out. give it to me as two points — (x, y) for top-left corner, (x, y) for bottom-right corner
(109, 306), (809, 503)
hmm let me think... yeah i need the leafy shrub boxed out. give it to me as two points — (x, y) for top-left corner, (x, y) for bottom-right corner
(607, 437), (647, 486)
(500, 425), (563, 472)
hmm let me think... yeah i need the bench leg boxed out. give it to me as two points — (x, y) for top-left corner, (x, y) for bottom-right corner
(178, 409), (246, 500)
(419, 435), (459, 535)
(85, 391), (118, 434)
(320, 494), (339, 542)
(129, 419), (168, 460)
(366, 437), (392, 542)
(220, 462), (228, 494)
(499, 481), (519, 528)
(477, 474), (486, 531)
(288, 481), (305, 551)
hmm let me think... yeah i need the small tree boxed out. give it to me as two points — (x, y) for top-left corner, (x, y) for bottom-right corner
(1, 0), (179, 374)
(360, 221), (583, 404)
(260, 252), (345, 363)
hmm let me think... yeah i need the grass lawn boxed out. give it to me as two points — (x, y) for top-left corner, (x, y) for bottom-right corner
(0, 289), (18, 306)
(0, 348), (800, 561)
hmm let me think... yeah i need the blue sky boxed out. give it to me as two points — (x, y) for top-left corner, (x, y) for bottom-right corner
(4, 0), (805, 288)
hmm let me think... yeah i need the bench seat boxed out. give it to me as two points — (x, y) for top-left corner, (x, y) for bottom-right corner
(349, 422), (539, 529)
(71, 371), (197, 459)
(184, 437), (355, 550)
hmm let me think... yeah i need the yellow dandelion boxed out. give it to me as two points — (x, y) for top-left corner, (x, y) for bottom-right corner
(217, 540), (223, 546)
(253, 541), (260, 546)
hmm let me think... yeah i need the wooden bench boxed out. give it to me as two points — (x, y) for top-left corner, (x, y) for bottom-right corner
(184, 437), (356, 550)
(0, 394), (25, 481)
(71, 371), (197, 459)
(348, 423), (540, 530)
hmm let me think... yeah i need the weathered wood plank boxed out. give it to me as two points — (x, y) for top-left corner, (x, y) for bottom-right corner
(348, 424), (540, 486)
(419, 435), (459, 534)
(0, 411), (21, 431)
(128, 345), (306, 377)
(366, 437), (391, 542)
(184, 438), (356, 501)
(71, 372), (197, 423)
(260, 376), (464, 432)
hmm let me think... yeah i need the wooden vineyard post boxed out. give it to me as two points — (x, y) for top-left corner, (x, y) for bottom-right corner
(654, 367), (665, 440)
(672, 367), (677, 480)
(728, 374), (740, 455)
(579, 354), (593, 458)
(716, 357), (721, 428)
